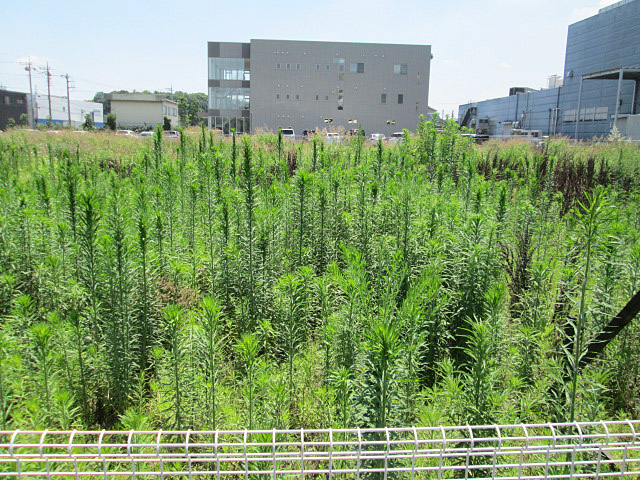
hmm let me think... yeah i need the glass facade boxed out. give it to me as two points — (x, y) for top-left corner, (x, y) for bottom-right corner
(209, 58), (250, 81)
(209, 87), (250, 110)
(210, 116), (251, 134)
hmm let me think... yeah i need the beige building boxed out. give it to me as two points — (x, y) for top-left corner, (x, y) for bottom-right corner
(109, 93), (179, 129)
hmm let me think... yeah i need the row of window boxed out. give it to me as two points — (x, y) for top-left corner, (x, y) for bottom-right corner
(209, 58), (250, 81)
(3, 96), (24, 105)
(275, 61), (407, 75)
(162, 106), (178, 117)
(563, 106), (609, 122)
(209, 87), (251, 110)
(274, 92), (405, 104)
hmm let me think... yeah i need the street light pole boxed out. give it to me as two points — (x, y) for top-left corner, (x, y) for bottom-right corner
(22, 57), (36, 127)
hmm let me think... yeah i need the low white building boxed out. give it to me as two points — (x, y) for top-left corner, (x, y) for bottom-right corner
(109, 93), (179, 129)
(34, 94), (104, 128)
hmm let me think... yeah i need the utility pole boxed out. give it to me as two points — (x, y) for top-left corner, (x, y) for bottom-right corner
(64, 74), (73, 126)
(45, 63), (52, 125)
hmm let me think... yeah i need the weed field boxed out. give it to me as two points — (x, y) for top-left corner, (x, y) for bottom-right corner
(0, 121), (639, 432)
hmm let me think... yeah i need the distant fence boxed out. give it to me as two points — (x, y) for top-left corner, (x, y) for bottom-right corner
(0, 421), (638, 478)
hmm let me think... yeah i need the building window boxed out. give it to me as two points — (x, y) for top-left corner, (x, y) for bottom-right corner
(208, 87), (250, 110)
(397, 94), (404, 104)
(595, 106), (608, 120)
(315, 94), (319, 100)
(350, 62), (364, 73)
(394, 64), (408, 75)
(163, 106), (167, 115)
(325, 95), (329, 101)
(286, 63), (291, 70)
(16, 98), (24, 105)
(563, 109), (576, 123)
(564, 106), (608, 122)
(296, 94), (300, 100)
(316, 64), (320, 70)
(276, 63), (281, 69)
(296, 63), (301, 70)
(286, 94), (290, 100)
(333, 58), (345, 72)
(582, 107), (596, 122)
(209, 57), (250, 81)
(381, 93), (387, 104)
(276, 93), (280, 100)
(4, 96), (10, 105)
(326, 64), (330, 71)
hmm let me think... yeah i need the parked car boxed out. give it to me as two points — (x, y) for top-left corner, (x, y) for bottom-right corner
(388, 131), (405, 144)
(369, 133), (386, 143)
(163, 130), (181, 140)
(139, 131), (155, 138)
(325, 132), (342, 144)
(280, 128), (295, 140)
(116, 129), (136, 137)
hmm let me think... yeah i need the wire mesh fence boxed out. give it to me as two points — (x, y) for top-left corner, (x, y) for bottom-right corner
(0, 421), (638, 478)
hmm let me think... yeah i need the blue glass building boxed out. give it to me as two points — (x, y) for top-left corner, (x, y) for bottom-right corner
(459, 0), (640, 140)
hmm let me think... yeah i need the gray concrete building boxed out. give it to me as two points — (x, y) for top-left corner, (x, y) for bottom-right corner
(459, 0), (640, 140)
(205, 39), (432, 136)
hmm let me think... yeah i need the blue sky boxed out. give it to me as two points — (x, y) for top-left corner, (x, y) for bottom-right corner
(0, 0), (619, 117)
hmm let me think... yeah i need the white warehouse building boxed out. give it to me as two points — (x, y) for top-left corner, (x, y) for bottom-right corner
(34, 94), (104, 128)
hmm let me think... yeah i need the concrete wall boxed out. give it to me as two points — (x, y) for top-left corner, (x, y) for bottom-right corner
(111, 98), (179, 129)
(249, 39), (431, 135)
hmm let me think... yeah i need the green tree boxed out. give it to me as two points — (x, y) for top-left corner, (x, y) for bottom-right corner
(82, 114), (94, 130)
(106, 113), (117, 130)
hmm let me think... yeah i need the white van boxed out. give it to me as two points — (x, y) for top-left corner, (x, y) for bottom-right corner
(280, 128), (295, 139)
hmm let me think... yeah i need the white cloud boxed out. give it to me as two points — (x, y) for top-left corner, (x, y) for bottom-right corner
(498, 62), (512, 69)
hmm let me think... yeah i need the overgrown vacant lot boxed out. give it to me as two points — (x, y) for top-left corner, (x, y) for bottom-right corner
(0, 122), (639, 432)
